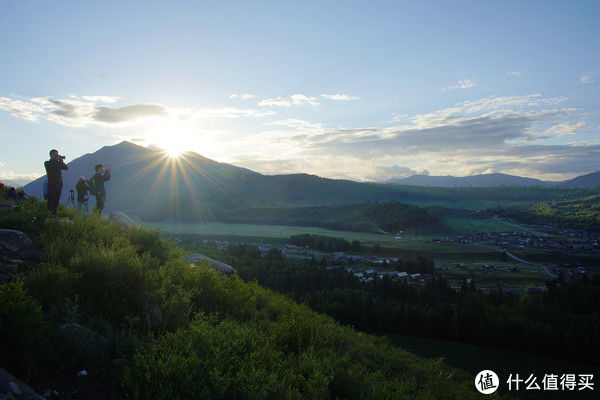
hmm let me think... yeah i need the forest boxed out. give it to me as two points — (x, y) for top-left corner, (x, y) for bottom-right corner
(501, 193), (600, 231)
(188, 241), (600, 366)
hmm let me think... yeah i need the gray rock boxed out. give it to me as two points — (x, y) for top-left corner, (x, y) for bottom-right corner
(108, 211), (137, 228)
(0, 229), (33, 254)
(0, 368), (46, 399)
(184, 254), (237, 275)
(0, 201), (16, 210)
(55, 323), (109, 366)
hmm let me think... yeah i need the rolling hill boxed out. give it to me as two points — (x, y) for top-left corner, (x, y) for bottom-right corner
(22, 141), (598, 223)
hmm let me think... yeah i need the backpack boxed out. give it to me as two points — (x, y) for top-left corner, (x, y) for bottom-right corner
(88, 178), (97, 196)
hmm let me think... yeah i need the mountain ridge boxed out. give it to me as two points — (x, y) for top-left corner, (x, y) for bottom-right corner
(21, 141), (600, 219)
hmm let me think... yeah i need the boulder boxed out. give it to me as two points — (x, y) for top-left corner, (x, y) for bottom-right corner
(0, 200), (16, 211)
(0, 367), (46, 399)
(108, 211), (137, 228)
(0, 229), (33, 254)
(55, 323), (109, 366)
(184, 254), (237, 275)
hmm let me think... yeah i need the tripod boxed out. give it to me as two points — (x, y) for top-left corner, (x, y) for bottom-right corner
(65, 189), (76, 208)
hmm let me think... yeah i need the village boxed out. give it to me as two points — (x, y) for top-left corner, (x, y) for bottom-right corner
(200, 233), (596, 293)
(431, 228), (600, 254)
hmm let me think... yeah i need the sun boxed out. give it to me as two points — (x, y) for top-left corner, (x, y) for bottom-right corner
(165, 146), (183, 158)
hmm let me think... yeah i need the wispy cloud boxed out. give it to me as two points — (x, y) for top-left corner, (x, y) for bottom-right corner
(321, 93), (359, 101)
(506, 71), (521, 76)
(229, 93), (256, 99)
(258, 94), (320, 107)
(580, 71), (597, 83)
(442, 79), (476, 91)
(235, 94), (593, 181)
(542, 121), (585, 137)
(0, 95), (273, 127)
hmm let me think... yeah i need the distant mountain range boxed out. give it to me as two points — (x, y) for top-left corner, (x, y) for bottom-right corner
(21, 141), (600, 219)
(385, 172), (600, 188)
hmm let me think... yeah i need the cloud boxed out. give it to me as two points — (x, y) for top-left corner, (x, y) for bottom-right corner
(321, 93), (359, 101)
(81, 95), (120, 103)
(191, 107), (274, 119)
(258, 94), (320, 107)
(542, 121), (585, 137)
(442, 79), (476, 91)
(371, 165), (419, 181)
(0, 95), (273, 127)
(580, 72), (597, 83)
(229, 93), (256, 100)
(239, 94), (594, 181)
(0, 97), (44, 121)
(94, 104), (168, 124)
(506, 71), (521, 76)
(0, 169), (40, 186)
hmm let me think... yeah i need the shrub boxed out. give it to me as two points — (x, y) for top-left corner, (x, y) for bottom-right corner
(0, 279), (53, 377)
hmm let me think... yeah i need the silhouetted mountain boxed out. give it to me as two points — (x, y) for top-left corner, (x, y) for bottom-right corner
(23, 141), (598, 219)
(560, 170), (600, 188)
(386, 173), (558, 187)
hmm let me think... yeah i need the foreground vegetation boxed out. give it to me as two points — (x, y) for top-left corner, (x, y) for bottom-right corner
(186, 239), (600, 366)
(0, 190), (488, 399)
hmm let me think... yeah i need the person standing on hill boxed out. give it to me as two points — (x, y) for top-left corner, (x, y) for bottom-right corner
(75, 176), (90, 216)
(91, 164), (111, 214)
(44, 149), (68, 216)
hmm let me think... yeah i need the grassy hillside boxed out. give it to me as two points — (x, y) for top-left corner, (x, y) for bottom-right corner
(504, 192), (600, 231)
(0, 189), (493, 399)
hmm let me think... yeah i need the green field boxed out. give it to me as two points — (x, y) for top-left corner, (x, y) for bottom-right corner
(387, 334), (599, 399)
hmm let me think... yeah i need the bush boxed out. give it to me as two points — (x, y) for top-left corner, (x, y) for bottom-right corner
(0, 279), (53, 377)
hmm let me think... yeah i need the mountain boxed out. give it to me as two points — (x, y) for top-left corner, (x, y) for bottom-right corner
(24, 141), (413, 217)
(386, 173), (558, 187)
(561, 170), (600, 188)
(23, 141), (598, 219)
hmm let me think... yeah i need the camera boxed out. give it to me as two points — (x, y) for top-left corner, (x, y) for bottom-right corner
(60, 155), (66, 160)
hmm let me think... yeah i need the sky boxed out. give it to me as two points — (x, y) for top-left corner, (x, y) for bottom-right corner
(1, 0), (599, 184)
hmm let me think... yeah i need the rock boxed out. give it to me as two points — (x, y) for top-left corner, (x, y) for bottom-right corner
(112, 358), (124, 367)
(108, 211), (137, 228)
(0, 229), (33, 254)
(9, 381), (21, 395)
(0, 368), (46, 399)
(55, 323), (109, 366)
(0, 200), (16, 210)
(184, 254), (237, 275)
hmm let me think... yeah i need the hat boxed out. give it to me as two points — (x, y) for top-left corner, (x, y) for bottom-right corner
(79, 176), (87, 181)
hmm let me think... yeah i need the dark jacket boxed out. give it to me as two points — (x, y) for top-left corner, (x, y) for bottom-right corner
(75, 180), (89, 202)
(44, 158), (68, 186)
(92, 170), (110, 195)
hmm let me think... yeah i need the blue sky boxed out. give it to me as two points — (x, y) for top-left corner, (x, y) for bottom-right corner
(1, 0), (599, 183)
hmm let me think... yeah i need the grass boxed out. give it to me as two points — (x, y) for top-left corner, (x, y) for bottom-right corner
(0, 189), (496, 399)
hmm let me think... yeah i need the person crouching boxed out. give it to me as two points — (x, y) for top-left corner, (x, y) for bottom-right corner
(75, 176), (90, 216)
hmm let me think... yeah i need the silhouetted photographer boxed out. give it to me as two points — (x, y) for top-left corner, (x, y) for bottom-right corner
(44, 149), (68, 216)
(90, 163), (111, 215)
